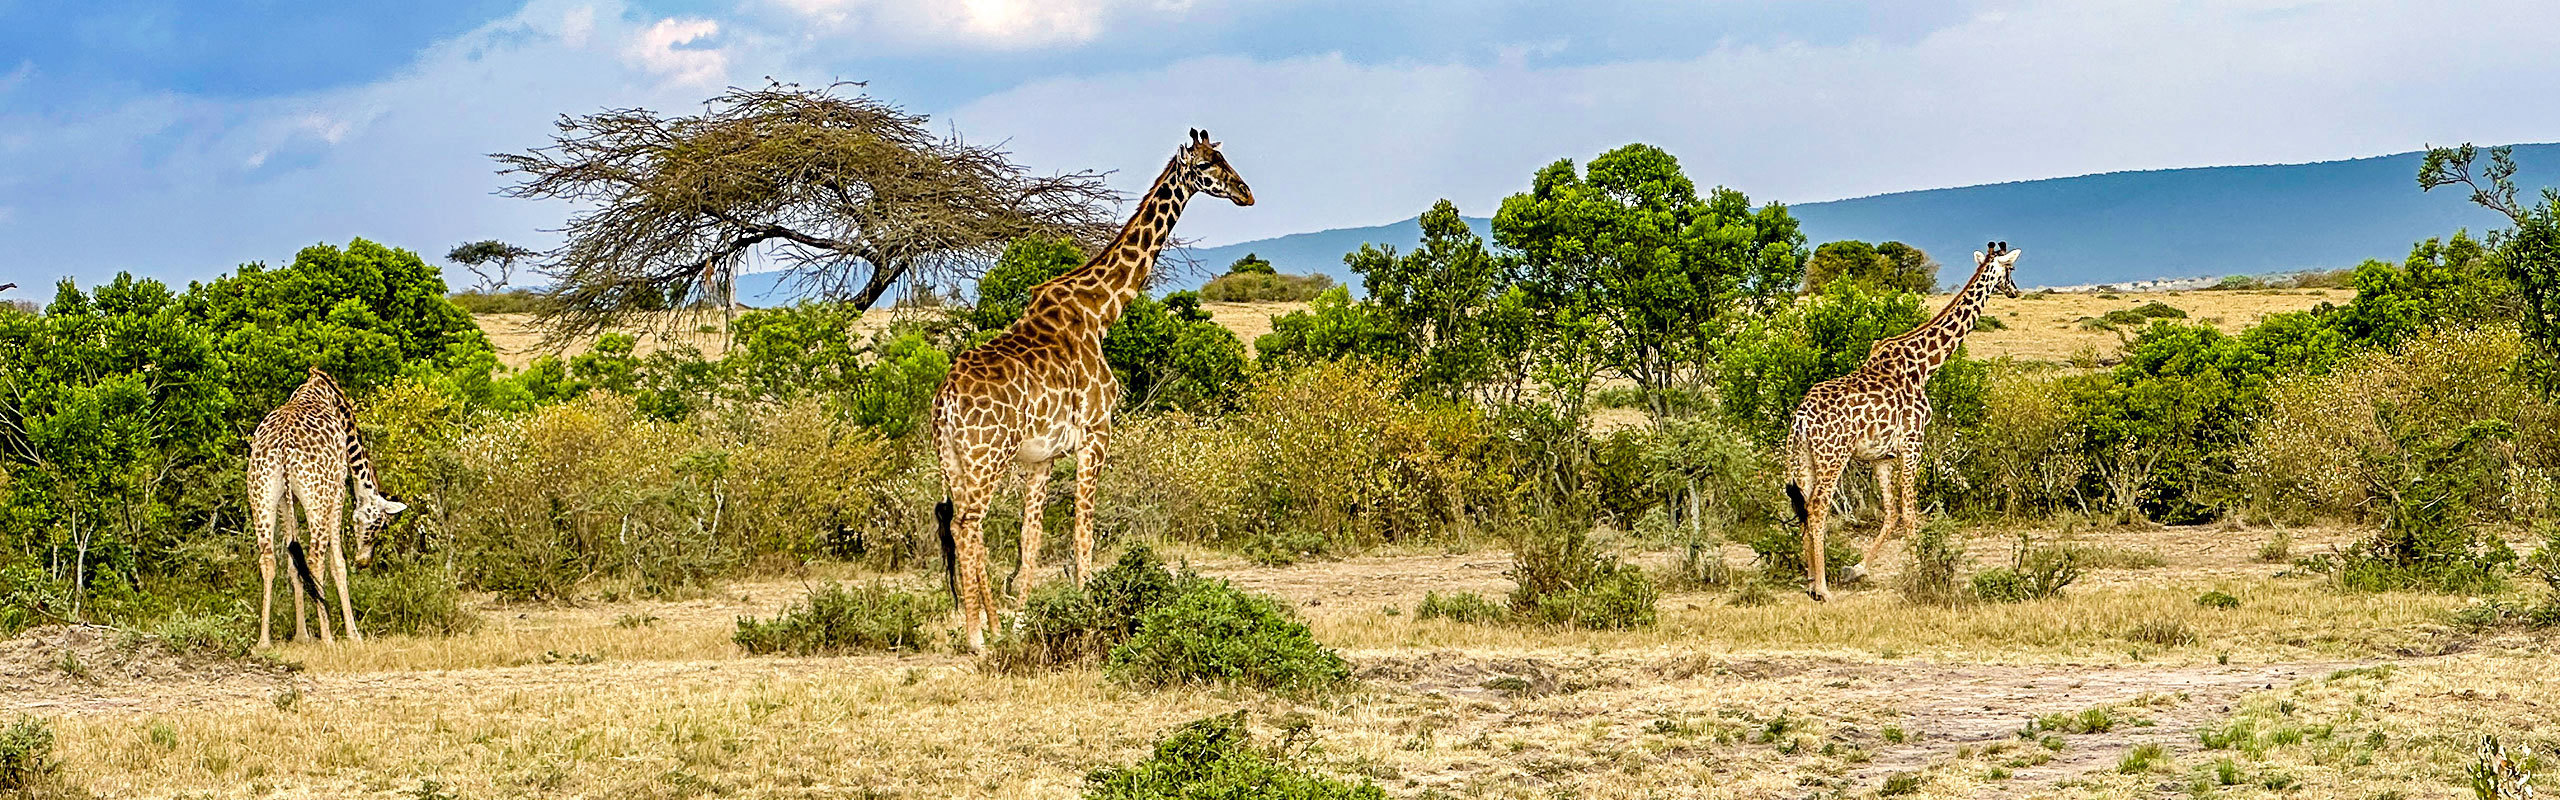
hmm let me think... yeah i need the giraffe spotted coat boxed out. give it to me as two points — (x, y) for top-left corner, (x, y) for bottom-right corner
(931, 129), (1254, 652)
(246, 367), (406, 647)
(1784, 244), (2022, 601)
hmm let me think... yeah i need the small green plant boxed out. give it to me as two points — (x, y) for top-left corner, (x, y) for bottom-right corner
(2257, 530), (2293, 563)
(145, 721), (176, 751)
(2212, 757), (2242, 785)
(1729, 581), (1775, 607)
(0, 715), (64, 798)
(1744, 526), (1862, 587)
(1506, 517), (1658, 629)
(2119, 743), (2169, 774)
(271, 683), (302, 711)
(1659, 535), (1732, 591)
(733, 582), (946, 655)
(2196, 590), (2241, 610)
(1882, 725), (1907, 744)
(2470, 734), (2535, 800)
(1973, 534), (2082, 603)
(1414, 591), (1505, 624)
(1083, 712), (1383, 800)
(1106, 580), (1348, 695)
(613, 613), (660, 629)
(1974, 315), (2007, 331)
(409, 778), (461, 800)
(1898, 519), (1968, 607)
(52, 651), (85, 682)
(985, 546), (1189, 674)
(1880, 772), (1923, 796)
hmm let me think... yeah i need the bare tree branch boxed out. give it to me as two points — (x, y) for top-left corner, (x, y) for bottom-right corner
(494, 80), (1121, 344)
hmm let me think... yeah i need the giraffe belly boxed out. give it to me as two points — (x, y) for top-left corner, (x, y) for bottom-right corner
(1016, 422), (1083, 465)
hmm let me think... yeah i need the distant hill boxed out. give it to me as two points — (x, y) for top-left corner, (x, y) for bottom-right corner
(1166, 144), (2560, 293)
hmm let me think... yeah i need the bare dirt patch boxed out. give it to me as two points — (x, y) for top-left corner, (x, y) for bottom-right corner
(0, 625), (294, 715)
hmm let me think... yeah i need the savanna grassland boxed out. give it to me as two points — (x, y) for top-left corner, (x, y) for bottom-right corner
(6, 140), (2560, 800)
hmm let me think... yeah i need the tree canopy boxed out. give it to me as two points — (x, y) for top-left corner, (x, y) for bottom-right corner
(1805, 239), (1939, 294)
(496, 81), (1120, 340)
(1493, 143), (1807, 422)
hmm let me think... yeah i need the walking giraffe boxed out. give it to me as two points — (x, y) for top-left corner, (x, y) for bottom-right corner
(247, 367), (407, 647)
(932, 128), (1253, 651)
(1783, 242), (2023, 601)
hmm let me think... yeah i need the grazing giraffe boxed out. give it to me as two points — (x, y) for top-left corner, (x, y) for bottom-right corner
(246, 367), (407, 647)
(932, 128), (1254, 651)
(1782, 242), (2023, 601)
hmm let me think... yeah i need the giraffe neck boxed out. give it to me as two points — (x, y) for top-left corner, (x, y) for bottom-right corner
(308, 370), (389, 502)
(1884, 259), (2004, 379)
(1052, 155), (1196, 324)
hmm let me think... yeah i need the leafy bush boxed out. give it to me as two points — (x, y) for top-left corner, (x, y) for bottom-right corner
(1971, 535), (2082, 603)
(1200, 271), (1333, 303)
(733, 582), (946, 655)
(1083, 712), (1384, 800)
(0, 715), (64, 798)
(1225, 361), (1511, 555)
(1898, 520), (1968, 607)
(986, 546), (1186, 673)
(1505, 518), (1658, 629)
(1414, 591), (1506, 624)
(351, 560), (480, 637)
(1743, 526), (1862, 587)
(1105, 580), (1348, 695)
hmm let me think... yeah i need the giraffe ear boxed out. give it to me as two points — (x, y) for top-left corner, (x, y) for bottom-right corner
(381, 499), (408, 514)
(1973, 250), (1986, 265)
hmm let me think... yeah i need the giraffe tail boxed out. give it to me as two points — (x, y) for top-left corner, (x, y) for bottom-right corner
(287, 540), (326, 602)
(935, 499), (957, 604)
(1786, 482), (1809, 526)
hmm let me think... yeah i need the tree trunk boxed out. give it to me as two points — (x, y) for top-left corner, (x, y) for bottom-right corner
(849, 260), (909, 312)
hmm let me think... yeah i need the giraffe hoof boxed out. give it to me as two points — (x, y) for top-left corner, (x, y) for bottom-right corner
(1808, 587), (1831, 602)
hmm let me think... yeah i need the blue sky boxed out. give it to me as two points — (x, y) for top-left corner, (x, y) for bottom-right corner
(4, 0), (2558, 288)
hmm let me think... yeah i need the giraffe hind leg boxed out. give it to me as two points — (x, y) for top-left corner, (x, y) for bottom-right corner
(1009, 462), (1054, 604)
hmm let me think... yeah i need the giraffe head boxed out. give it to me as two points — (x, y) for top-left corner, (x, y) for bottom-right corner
(1975, 241), (2023, 298)
(349, 492), (406, 565)
(1179, 129), (1253, 206)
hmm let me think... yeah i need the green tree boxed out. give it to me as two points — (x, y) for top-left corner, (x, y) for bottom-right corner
(1226, 253), (1275, 275)
(1713, 281), (1930, 444)
(1807, 240), (1940, 294)
(2329, 232), (2511, 349)
(1494, 143), (1808, 423)
(1350, 199), (1533, 403)
(970, 236), (1085, 331)
(2420, 143), (2560, 387)
(1255, 286), (1403, 368)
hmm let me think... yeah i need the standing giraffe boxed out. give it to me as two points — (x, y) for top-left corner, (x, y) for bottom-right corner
(932, 128), (1253, 651)
(1783, 242), (2022, 601)
(246, 367), (407, 647)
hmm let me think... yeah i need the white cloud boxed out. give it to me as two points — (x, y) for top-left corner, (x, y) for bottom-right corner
(625, 17), (728, 86)
(769, 0), (1206, 49)
(951, 0), (2560, 247)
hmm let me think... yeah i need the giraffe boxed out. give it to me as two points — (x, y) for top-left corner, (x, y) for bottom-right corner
(246, 367), (408, 647)
(1782, 242), (2022, 601)
(931, 128), (1253, 651)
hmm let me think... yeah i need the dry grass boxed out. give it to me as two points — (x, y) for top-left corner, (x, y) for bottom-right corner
(1956, 288), (2348, 363)
(10, 518), (2544, 799)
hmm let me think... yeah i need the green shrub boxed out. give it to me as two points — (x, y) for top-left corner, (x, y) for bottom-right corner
(1200, 271), (1333, 303)
(1880, 772), (1922, 796)
(146, 608), (253, 660)
(1105, 581), (1348, 695)
(1414, 591), (1505, 624)
(1083, 712), (1383, 800)
(2117, 742), (2170, 774)
(447, 289), (553, 315)
(1974, 315), (2007, 331)
(1898, 520), (1968, 607)
(0, 715), (62, 798)
(733, 582), (945, 655)
(1658, 535), (1733, 591)
(986, 546), (1187, 673)
(1506, 518), (1657, 629)
(1744, 526), (1862, 587)
(1972, 535), (2082, 603)
(2196, 590), (2241, 610)
(352, 560), (480, 637)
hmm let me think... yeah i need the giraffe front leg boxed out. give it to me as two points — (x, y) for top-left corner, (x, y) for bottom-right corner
(253, 499), (278, 650)
(1010, 463), (1053, 605)
(1071, 424), (1109, 586)
(329, 534), (362, 643)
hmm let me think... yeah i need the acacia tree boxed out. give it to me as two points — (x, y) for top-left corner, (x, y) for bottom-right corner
(1350, 199), (1534, 404)
(2421, 143), (2560, 387)
(495, 81), (1120, 339)
(1493, 144), (1807, 423)
(447, 240), (535, 293)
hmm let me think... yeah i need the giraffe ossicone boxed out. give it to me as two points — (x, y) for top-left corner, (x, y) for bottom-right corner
(1782, 242), (2022, 601)
(246, 367), (407, 648)
(930, 129), (1254, 652)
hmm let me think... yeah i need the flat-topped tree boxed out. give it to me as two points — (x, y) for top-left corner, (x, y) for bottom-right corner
(494, 81), (1120, 341)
